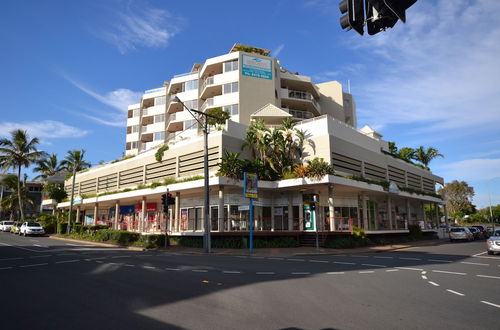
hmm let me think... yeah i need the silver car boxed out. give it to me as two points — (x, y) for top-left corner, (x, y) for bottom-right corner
(486, 229), (500, 255)
(0, 221), (14, 232)
(449, 227), (473, 242)
(19, 222), (45, 236)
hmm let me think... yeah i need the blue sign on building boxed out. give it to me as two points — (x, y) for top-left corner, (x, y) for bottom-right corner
(242, 55), (272, 80)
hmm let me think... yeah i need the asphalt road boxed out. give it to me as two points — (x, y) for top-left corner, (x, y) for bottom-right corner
(1, 232), (499, 330)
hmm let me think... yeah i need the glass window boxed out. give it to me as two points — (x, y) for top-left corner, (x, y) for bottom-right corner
(184, 119), (198, 130)
(223, 60), (238, 72)
(222, 104), (239, 116)
(183, 79), (199, 91)
(154, 96), (166, 106)
(154, 114), (165, 123)
(131, 125), (139, 133)
(223, 82), (238, 94)
(184, 99), (199, 110)
(131, 141), (138, 149)
(154, 132), (165, 141)
(133, 109), (140, 117)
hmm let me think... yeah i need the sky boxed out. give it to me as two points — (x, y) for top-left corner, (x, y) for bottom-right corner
(0, 0), (499, 209)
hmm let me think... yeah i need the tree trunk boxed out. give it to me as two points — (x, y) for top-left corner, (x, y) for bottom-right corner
(67, 167), (76, 234)
(17, 165), (24, 221)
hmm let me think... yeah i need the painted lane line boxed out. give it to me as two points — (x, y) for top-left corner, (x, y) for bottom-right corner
(95, 261), (104, 264)
(268, 257), (284, 260)
(421, 271), (427, 274)
(481, 301), (500, 309)
(125, 264), (136, 267)
(334, 261), (356, 265)
(29, 255), (52, 258)
(421, 276), (428, 280)
(359, 271), (375, 274)
(432, 270), (467, 276)
(0, 267), (13, 270)
(461, 261), (489, 266)
(473, 252), (487, 256)
(428, 259), (453, 263)
(291, 272), (311, 275)
(399, 257), (421, 261)
(0, 257), (24, 261)
(374, 256), (393, 259)
(446, 289), (465, 296)
(192, 270), (208, 273)
(223, 271), (242, 274)
(111, 256), (130, 259)
(142, 266), (156, 269)
(428, 281), (440, 287)
(395, 267), (423, 271)
(361, 264), (387, 268)
(20, 263), (49, 268)
(310, 260), (328, 263)
(92, 257), (107, 260)
(165, 267), (180, 271)
(386, 269), (399, 272)
(350, 255), (369, 258)
(476, 274), (500, 280)
(55, 260), (80, 264)
(287, 258), (305, 262)
(327, 272), (345, 275)
(256, 272), (275, 275)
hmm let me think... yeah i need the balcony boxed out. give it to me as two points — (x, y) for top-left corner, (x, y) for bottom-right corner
(200, 76), (222, 99)
(281, 89), (320, 114)
(167, 114), (183, 132)
(167, 96), (183, 114)
(200, 98), (215, 112)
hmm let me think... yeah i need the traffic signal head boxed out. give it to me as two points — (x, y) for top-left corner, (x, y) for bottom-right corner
(161, 194), (168, 213)
(166, 193), (175, 205)
(339, 0), (365, 35)
(365, 0), (417, 35)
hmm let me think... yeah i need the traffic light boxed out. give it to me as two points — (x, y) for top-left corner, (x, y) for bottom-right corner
(166, 193), (175, 205)
(339, 0), (365, 35)
(161, 194), (168, 213)
(310, 202), (316, 211)
(365, 0), (417, 35)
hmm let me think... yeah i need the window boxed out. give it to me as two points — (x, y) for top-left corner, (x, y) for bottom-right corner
(223, 60), (238, 72)
(131, 141), (138, 149)
(141, 126), (148, 133)
(183, 79), (199, 91)
(133, 109), (140, 117)
(154, 114), (165, 123)
(223, 82), (238, 94)
(131, 125), (139, 133)
(184, 99), (199, 110)
(223, 104), (239, 116)
(184, 119), (198, 131)
(154, 132), (165, 141)
(154, 96), (166, 106)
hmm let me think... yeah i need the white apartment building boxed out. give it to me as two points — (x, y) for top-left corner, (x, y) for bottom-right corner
(49, 44), (444, 240)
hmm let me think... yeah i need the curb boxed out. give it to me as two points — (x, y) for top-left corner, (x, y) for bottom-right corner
(48, 235), (145, 251)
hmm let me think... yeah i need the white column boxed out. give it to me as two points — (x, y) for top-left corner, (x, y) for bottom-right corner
(271, 194), (275, 231)
(218, 186), (224, 232)
(299, 195), (304, 231)
(114, 201), (120, 230)
(76, 207), (80, 224)
(141, 197), (146, 233)
(288, 192), (293, 231)
(93, 203), (98, 226)
(362, 194), (368, 230)
(406, 199), (410, 230)
(328, 185), (335, 232)
(175, 192), (180, 232)
(387, 197), (393, 230)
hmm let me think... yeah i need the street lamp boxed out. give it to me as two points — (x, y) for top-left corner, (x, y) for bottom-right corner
(172, 96), (223, 253)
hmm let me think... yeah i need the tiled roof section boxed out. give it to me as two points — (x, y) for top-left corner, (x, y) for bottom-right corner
(251, 103), (292, 118)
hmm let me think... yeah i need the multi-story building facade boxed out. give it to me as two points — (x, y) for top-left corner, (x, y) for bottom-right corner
(50, 44), (444, 239)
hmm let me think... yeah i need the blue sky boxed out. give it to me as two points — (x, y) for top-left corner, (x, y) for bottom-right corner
(0, 0), (499, 209)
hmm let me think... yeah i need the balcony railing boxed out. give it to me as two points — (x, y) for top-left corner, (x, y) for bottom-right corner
(288, 90), (320, 109)
(201, 76), (214, 91)
(200, 98), (214, 112)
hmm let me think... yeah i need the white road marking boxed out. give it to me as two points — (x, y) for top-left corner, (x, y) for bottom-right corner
(268, 257), (284, 260)
(395, 267), (423, 271)
(334, 261), (356, 265)
(256, 272), (275, 275)
(428, 259), (453, 263)
(0, 242), (43, 252)
(30, 255), (52, 258)
(361, 263), (387, 268)
(399, 257), (421, 261)
(350, 255), (369, 258)
(291, 272), (310, 275)
(421, 271), (427, 274)
(125, 264), (136, 267)
(428, 281), (440, 287)
(432, 270), (467, 276)
(287, 258), (305, 262)
(421, 276), (428, 280)
(165, 267), (180, 271)
(92, 257), (107, 260)
(386, 269), (399, 272)
(461, 261), (489, 266)
(446, 289), (465, 296)
(481, 301), (500, 309)
(95, 261), (104, 264)
(374, 256), (393, 259)
(359, 271), (374, 274)
(55, 260), (80, 264)
(20, 263), (48, 268)
(327, 272), (345, 275)
(142, 266), (156, 269)
(0, 257), (23, 261)
(0, 267), (13, 270)
(192, 269), (208, 273)
(476, 274), (500, 280)
(310, 260), (328, 263)
(473, 252), (486, 256)
(223, 271), (242, 274)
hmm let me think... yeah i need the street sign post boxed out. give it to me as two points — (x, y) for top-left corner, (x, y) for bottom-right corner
(244, 172), (258, 253)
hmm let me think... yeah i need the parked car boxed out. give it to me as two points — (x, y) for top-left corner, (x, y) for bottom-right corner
(10, 222), (22, 234)
(19, 222), (45, 236)
(449, 227), (473, 242)
(0, 221), (14, 232)
(486, 229), (500, 255)
(468, 227), (482, 240)
(472, 225), (489, 239)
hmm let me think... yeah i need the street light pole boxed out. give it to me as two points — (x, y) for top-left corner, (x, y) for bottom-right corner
(173, 96), (222, 253)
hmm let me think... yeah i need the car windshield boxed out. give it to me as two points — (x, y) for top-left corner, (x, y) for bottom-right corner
(469, 228), (476, 232)
(5, 221), (14, 225)
(450, 228), (464, 232)
(27, 222), (41, 227)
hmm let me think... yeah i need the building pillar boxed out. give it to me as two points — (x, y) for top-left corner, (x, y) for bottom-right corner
(76, 207), (81, 224)
(434, 203), (440, 229)
(175, 192), (180, 232)
(299, 194), (304, 231)
(328, 185), (335, 232)
(362, 194), (368, 230)
(93, 203), (98, 226)
(114, 201), (120, 230)
(387, 197), (393, 230)
(288, 192), (293, 231)
(422, 202), (427, 229)
(141, 197), (146, 233)
(52, 206), (56, 216)
(271, 194), (275, 232)
(218, 186), (224, 232)
(444, 204), (449, 229)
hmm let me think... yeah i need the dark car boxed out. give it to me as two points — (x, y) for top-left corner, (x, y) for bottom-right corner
(468, 227), (482, 240)
(473, 225), (489, 239)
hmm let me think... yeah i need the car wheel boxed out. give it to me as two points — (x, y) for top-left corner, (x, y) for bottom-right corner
(488, 251), (494, 255)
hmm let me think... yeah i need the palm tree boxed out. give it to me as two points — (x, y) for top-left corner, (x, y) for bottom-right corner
(0, 174), (34, 220)
(33, 153), (63, 182)
(0, 129), (45, 220)
(61, 150), (91, 233)
(398, 147), (416, 162)
(413, 146), (444, 168)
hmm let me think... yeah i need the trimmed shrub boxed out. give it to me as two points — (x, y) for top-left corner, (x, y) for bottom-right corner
(325, 235), (368, 249)
(58, 223), (68, 234)
(212, 237), (245, 249)
(408, 224), (423, 240)
(179, 236), (203, 248)
(136, 234), (165, 248)
(253, 237), (300, 248)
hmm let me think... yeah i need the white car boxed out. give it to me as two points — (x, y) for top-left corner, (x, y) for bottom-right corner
(19, 222), (45, 236)
(0, 221), (14, 232)
(486, 229), (500, 255)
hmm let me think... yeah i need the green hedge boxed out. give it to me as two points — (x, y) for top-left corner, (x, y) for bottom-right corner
(58, 223), (68, 234)
(325, 235), (368, 249)
(253, 237), (300, 248)
(60, 229), (164, 248)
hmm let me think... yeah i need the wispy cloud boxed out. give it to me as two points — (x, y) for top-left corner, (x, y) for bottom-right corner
(271, 44), (285, 57)
(0, 120), (90, 140)
(62, 74), (142, 126)
(438, 158), (500, 182)
(90, 1), (184, 54)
